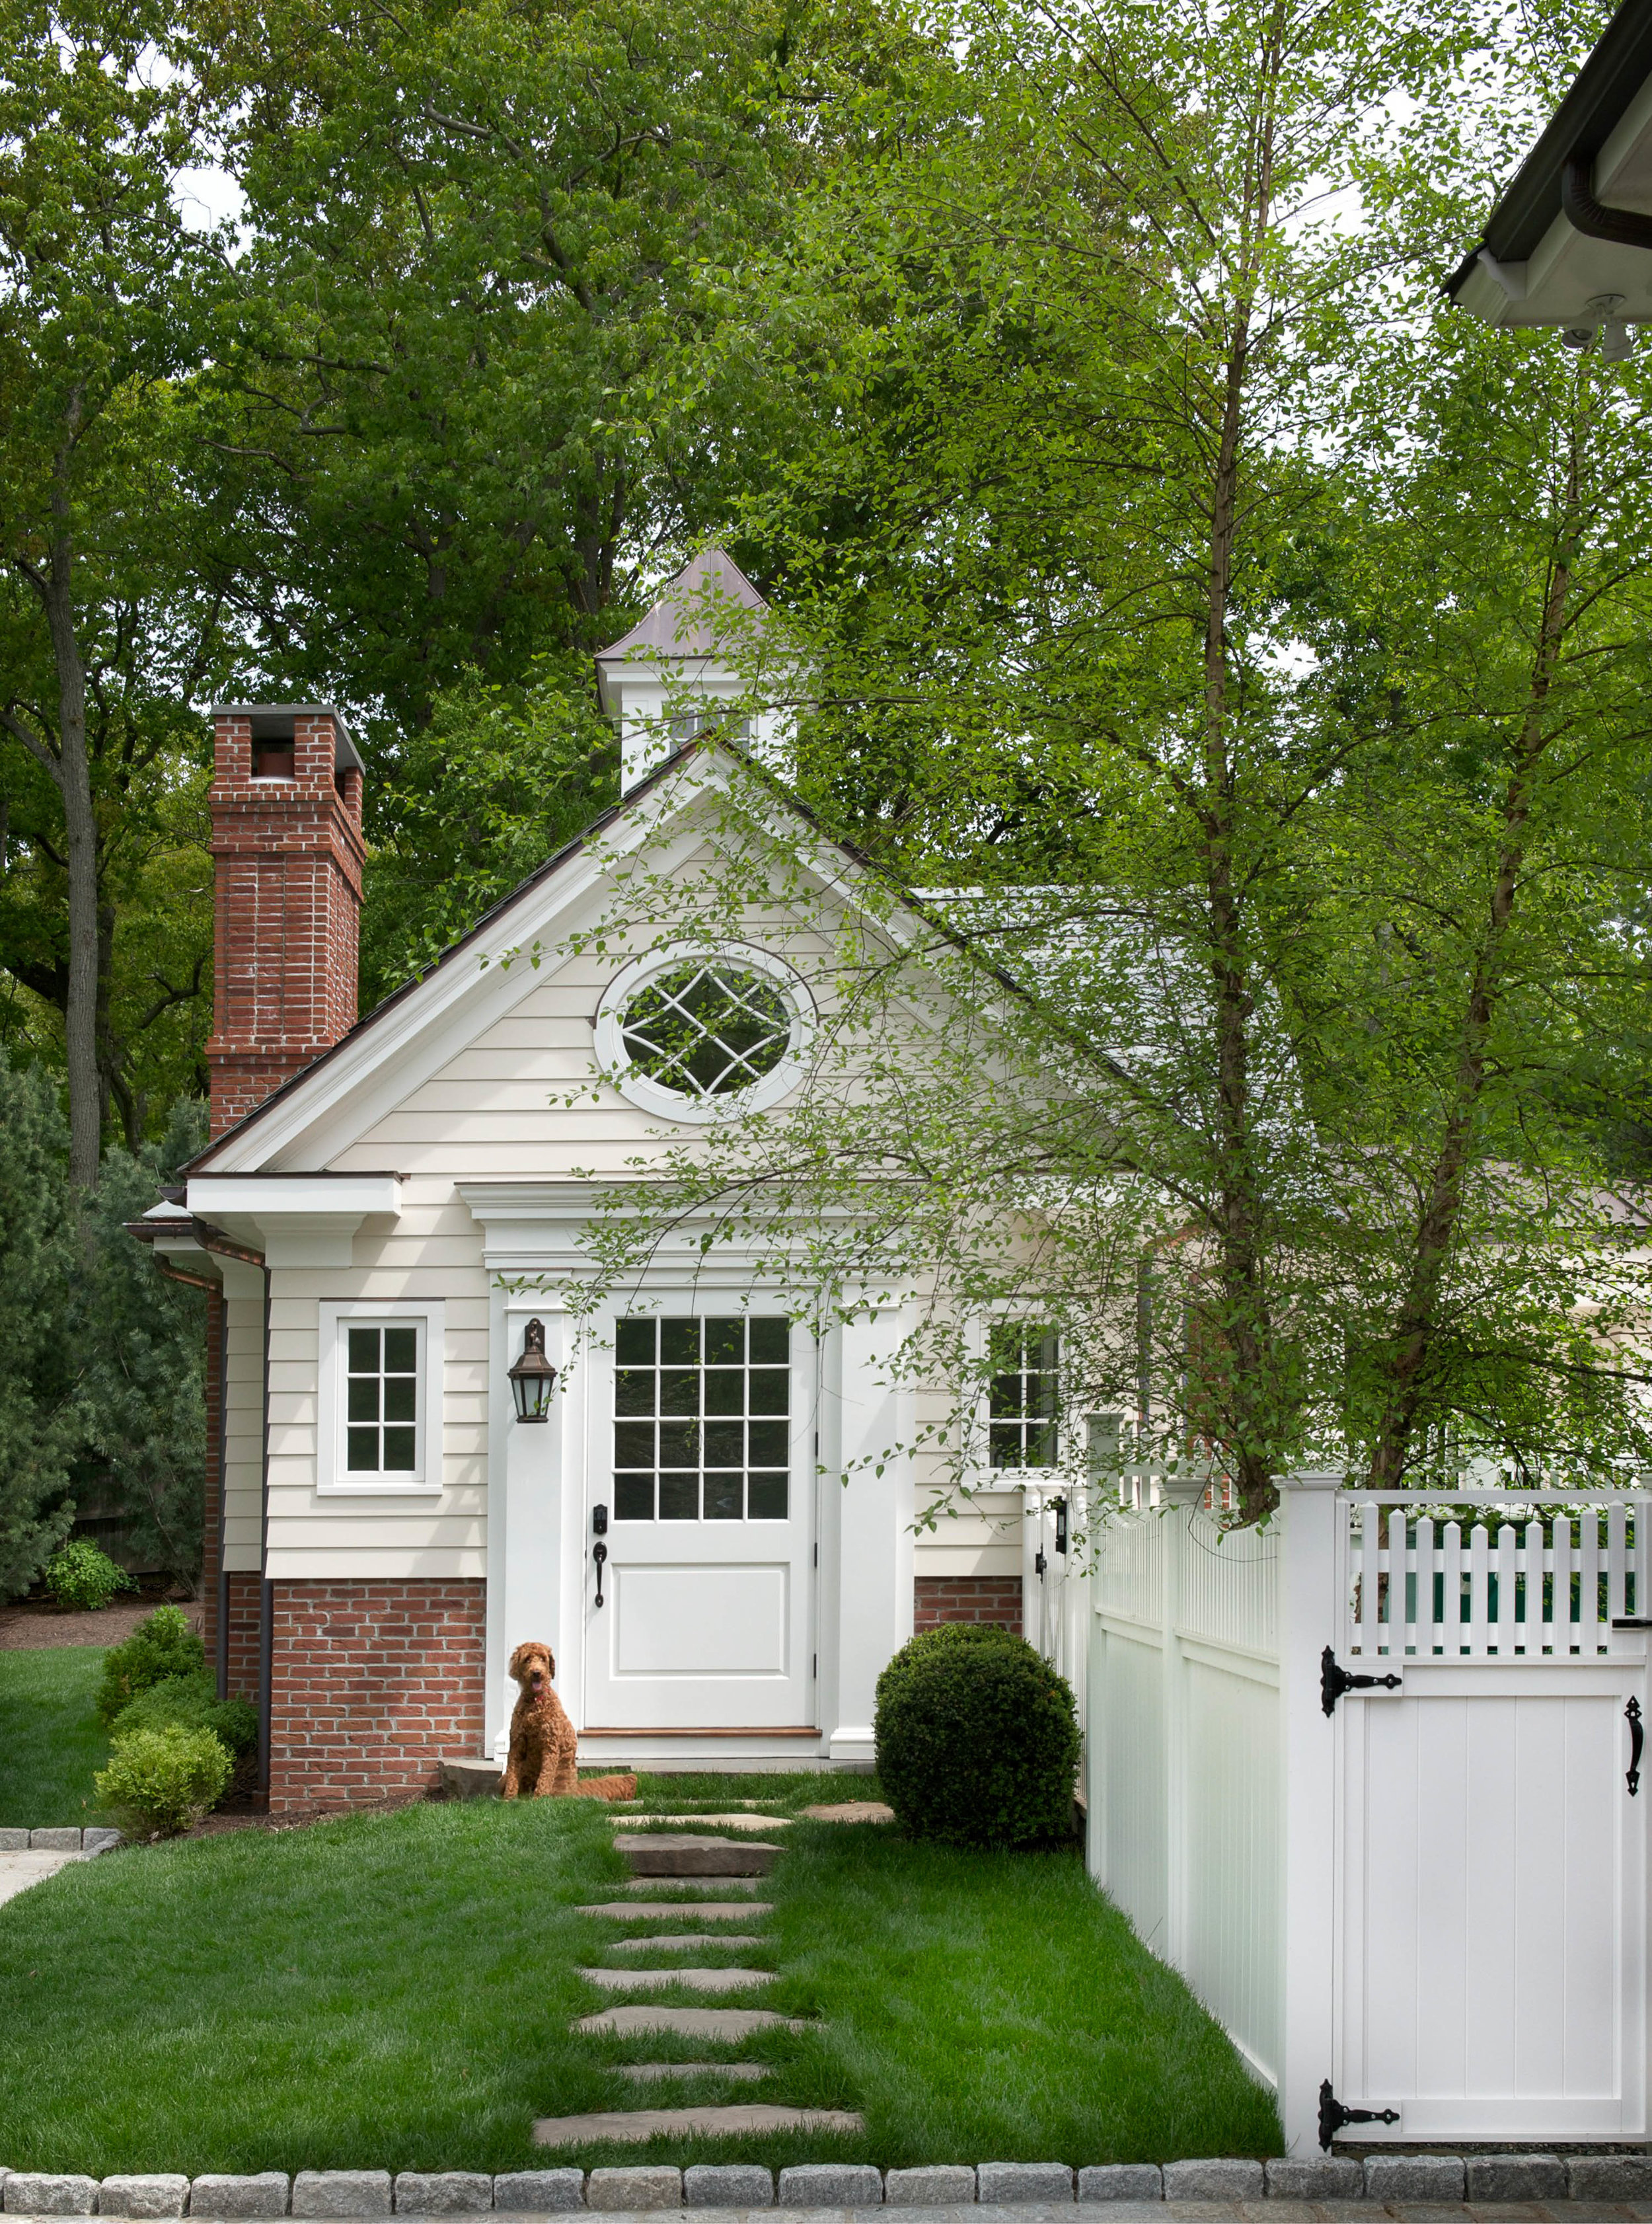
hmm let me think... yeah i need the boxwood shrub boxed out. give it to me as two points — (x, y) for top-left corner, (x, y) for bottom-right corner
(95, 1604), (206, 1725)
(874, 1622), (1080, 1847)
(94, 1723), (232, 1839)
(114, 1672), (259, 1759)
(43, 1539), (133, 1613)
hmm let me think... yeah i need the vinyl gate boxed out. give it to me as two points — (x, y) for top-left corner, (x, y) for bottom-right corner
(1085, 1479), (1652, 2153)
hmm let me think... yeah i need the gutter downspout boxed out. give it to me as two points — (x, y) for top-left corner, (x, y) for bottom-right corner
(1562, 153), (1652, 250)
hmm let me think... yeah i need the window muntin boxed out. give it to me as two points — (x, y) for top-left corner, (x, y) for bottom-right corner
(619, 962), (793, 1101)
(344, 1323), (420, 1476)
(989, 1326), (1059, 1469)
(613, 1315), (790, 1520)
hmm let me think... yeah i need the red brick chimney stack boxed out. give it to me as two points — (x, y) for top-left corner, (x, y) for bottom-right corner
(206, 705), (366, 1139)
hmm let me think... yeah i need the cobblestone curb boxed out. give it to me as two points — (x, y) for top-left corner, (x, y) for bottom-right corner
(4, 2155), (1647, 2210)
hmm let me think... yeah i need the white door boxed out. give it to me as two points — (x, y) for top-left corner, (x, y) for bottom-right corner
(1337, 1656), (1647, 2139)
(582, 1310), (816, 1731)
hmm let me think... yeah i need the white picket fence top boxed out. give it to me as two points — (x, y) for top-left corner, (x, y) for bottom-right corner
(1343, 1490), (1651, 1658)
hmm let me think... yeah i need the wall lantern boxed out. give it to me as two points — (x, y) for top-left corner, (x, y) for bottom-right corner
(508, 1318), (558, 1422)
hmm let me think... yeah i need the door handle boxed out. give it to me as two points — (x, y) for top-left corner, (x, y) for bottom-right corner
(592, 1541), (608, 1610)
(1628, 1696), (1643, 1796)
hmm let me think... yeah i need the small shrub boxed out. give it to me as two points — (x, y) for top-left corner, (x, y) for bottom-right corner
(94, 1722), (231, 1838)
(95, 1603), (206, 1725)
(42, 1539), (134, 1613)
(874, 1623), (1080, 1848)
(115, 1672), (259, 1758)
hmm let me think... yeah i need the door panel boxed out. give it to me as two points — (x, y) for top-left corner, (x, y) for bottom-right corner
(582, 1311), (815, 1730)
(1339, 1660), (1645, 2139)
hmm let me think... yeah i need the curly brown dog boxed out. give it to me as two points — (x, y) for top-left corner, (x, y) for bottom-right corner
(502, 1641), (636, 1801)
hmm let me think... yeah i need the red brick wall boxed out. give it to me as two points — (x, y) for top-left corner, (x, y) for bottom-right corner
(915, 1576), (1023, 1635)
(206, 710), (365, 1138)
(268, 1581), (486, 1811)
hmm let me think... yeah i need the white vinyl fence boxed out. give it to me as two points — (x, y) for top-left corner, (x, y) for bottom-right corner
(1079, 1479), (1652, 2153)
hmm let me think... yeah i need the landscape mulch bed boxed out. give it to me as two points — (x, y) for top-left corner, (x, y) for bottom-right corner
(0, 1595), (204, 1650)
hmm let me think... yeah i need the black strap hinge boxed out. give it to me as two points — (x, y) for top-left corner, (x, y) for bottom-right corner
(1322, 1645), (1402, 1716)
(1319, 2079), (1400, 2149)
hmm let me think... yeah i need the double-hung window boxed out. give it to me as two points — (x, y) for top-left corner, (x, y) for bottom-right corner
(988, 1326), (1059, 1469)
(319, 1301), (441, 1493)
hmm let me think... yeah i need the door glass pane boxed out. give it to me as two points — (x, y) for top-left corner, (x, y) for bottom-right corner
(611, 1316), (791, 1520)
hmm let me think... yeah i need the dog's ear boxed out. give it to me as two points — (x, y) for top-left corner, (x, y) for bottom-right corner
(545, 1648), (556, 1681)
(508, 1641), (530, 1681)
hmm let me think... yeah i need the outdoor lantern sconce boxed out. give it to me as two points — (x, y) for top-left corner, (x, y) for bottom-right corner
(508, 1318), (558, 1422)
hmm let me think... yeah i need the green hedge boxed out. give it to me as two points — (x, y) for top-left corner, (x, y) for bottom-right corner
(874, 1623), (1080, 1847)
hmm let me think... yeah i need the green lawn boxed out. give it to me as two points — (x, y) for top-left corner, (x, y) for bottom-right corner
(0, 1778), (1280, 2172)
(0, 1646), (112, 1826)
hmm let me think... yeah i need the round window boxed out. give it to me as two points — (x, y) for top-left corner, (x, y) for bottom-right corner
(595, 946), (814, 1123)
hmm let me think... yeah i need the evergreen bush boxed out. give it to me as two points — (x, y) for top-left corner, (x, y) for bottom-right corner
(114, 1672), (259, 1758)
(95, 1603), (206, 1725)
(43, 1539), (133, 1612)
(94, 1723), (231, 1838)
(874, 1622), (1080, 1847)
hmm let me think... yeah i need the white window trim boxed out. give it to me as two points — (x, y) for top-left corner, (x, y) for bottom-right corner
(593, 942), (817, 1126)
(317, 1298), (445, 1496)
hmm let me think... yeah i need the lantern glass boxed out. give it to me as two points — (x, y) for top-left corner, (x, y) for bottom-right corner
(508, 1318), (557, 1422)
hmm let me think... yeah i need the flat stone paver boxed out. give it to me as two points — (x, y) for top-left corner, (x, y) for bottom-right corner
(532, 2103), (862, 2146)
(583, 1900), (773, 1920)
(0, 1850), (83, 1906)
(613, 1814), (794, 1832)
(579, 1966), (774, 1994)
(615, 1835), (779, 1877)
(800, 1801), (895, 1822)
(574, 2003), (811, 2037)
(614, 2060), (775, 2081)
(606, 1933), (767, 1952)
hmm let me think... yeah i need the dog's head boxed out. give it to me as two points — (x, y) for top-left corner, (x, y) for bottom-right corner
(509, 1640), (556, 1697)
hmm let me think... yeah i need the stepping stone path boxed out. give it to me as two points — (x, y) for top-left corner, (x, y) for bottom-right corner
(541, 1810), (863, 2149)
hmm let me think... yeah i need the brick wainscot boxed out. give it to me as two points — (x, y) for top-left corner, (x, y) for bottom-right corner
(914, 1576), (1022, 1636)
(268, 1582), (486, 1810)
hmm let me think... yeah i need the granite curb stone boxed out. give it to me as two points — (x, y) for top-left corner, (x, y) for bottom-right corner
(684, 2166), (776, 2208)
(0, 1827), (28, 1851)
(1261, 2161), (1361, 2202)
(186, 2174), (291, 2217)
(1568, 2159), (1652, 2202)
(98, 2178), (189, 2218)
(1160, 2163), (1263, 2203)
(584, 2171), (683, 2212)
(778, 2168), (885, 2208)
(1077, 2167), (1165, 2203)
(3, 2176), (100, 2214)
(1463, 2155), (1567, 2203)
(291, 2176), (392, 2219)
(1362, 2157), (1466, 2203)
(885, 2170), (979, 2206)
(489, 2176), (583, 2213)
(391, 2178), (492, 2214)
(27, 1827), (83, 1852)
(977, 2166), (1074, 2205)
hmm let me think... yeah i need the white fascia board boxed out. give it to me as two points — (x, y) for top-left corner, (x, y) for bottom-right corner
(187, 1174), (402, 1219)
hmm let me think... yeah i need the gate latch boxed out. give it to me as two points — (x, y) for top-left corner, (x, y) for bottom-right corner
(1319, 2080), (1400, 2149)
(1321, 1646), (1402, 1716)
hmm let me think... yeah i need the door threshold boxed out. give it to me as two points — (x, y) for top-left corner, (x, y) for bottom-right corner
(582, 1726), (823, 1738)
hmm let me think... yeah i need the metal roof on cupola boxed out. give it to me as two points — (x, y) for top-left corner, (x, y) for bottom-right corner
(595, 547), (794, 794)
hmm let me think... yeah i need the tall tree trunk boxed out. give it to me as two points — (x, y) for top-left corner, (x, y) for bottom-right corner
(1365, 404), (1585, 1486)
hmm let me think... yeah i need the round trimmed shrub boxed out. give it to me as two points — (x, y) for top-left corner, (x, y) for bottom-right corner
(874, 1623), (1080, 1847)
(95, 1603), (206, 1725)
(43, 1539), (133, 1613)
(114, 1672), (260, 1759)
(94, 1723), (232, 1838)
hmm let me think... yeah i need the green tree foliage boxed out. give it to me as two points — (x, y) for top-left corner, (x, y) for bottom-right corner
(0, 1057), (80, 1593)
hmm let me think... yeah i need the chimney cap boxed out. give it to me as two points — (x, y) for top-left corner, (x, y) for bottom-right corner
(211, 702), (363, 773)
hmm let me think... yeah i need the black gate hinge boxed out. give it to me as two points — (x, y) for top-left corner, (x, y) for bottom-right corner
(1319, 2079), (1400, 2149)
(1321, 1646), (1402, 1716)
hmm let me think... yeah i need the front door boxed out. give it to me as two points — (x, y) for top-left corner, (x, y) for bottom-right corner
(582, 1311), (816, 1730)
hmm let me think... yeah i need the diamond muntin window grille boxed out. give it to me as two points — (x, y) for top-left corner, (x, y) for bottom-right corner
(620, 960), (793, 1099)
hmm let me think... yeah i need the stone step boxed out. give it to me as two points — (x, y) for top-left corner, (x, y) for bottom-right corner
(615, 1833), (778, 1877)
(579, 1966), (771, 1995)
(532, 2103), (863, 2147)
(618, 1877), (764, 1896)
(615, 2062), (774, 2083)
(574, 2005), (811, 2039)
(613, 1812), (793, 1832)
(800, 1800), (895, 1823)
(605, 1933), (765, 1953)
(580, 1901), (773, 1921)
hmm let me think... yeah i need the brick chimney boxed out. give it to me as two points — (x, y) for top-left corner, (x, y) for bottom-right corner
(206, 705), (366, 1139)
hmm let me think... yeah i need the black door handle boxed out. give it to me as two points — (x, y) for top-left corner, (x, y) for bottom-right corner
(1628, 1696), (1643, 1795)
(593, 1540), (608, 1609)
